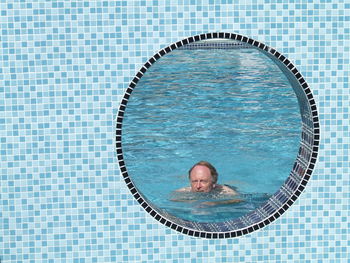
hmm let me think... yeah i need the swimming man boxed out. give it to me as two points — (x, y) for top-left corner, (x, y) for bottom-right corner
(174, 161), (242, 205)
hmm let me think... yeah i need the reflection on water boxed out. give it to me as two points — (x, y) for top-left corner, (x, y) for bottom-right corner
(122, 47), (301, 223)
(167, 190), (271, 223)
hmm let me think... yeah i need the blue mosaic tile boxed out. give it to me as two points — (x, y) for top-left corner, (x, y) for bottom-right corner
(1, 0), (350, 262)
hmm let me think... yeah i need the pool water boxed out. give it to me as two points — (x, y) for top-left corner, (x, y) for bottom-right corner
(121, 47), (301, 223)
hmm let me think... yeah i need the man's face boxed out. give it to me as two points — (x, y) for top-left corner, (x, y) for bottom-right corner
(190, 165), (215, 192)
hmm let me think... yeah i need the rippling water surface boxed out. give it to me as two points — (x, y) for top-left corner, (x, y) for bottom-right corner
(121, 48), (301, 223)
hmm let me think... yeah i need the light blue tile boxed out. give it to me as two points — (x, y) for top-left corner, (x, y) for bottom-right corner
(1, 0), (350, 262)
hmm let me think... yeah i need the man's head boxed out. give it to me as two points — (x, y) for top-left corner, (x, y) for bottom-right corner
(188, 161), (218, 192)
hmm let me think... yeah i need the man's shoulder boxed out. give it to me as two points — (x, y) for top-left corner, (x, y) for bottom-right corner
(175, 187), (191, 193)
(216, 184), (239, 195)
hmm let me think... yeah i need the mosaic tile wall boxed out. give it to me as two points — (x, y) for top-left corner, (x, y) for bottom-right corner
(1, 0), (349, 262)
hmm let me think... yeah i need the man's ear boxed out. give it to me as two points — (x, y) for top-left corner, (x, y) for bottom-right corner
(213, 184), (216, 189)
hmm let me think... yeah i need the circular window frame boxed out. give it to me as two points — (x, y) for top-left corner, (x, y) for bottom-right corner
(115, 32), (320, 239)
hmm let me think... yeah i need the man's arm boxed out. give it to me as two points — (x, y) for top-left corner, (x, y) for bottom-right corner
(201, 199), (243, 206)
(170, 187), (194, 202)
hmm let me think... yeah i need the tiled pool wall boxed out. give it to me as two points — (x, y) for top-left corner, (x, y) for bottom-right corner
(1, 1), (349, 262)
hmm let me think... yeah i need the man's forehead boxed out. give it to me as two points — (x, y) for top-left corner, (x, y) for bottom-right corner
(190, 165), (211, 174)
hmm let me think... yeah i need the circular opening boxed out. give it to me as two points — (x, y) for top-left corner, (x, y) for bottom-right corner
(116, 32), (320, 238)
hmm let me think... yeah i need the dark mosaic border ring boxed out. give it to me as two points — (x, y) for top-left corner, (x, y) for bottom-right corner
(115, 32), (320, 239)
